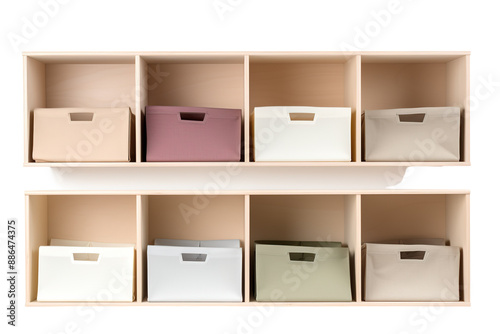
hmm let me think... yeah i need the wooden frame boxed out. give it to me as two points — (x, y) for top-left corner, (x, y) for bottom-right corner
(25, 189), (470, 307)
(23, 51), (470, 167)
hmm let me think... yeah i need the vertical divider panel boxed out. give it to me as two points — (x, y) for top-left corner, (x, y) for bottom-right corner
(134, 56), (142, 163)
(244, 194), (251, 302)
(446, 55), (470, 163)
(355, 56), (362, 162)
(244, 56), (250, 163)
(464, 55), (471, 164)
(136, 56), (149, 163)
(24, 56), (46, 164)
(445, 193), (470, 302)
(344, 194), (361, 302)
(136, 194), (149, 303)
(344, 55), (361, 162)
(25, 195), (48, 304)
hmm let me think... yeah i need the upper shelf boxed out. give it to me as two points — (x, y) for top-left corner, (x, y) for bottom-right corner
(23, 51), (470, 167)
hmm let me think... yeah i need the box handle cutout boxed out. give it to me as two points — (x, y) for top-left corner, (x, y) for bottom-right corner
(400, 251), (426, 260)
(70, 113), (94, 122)
(289, 113), (315, 121)
(180, 112), (206, 122)
(398, 113), (426, 123)
(289, 252), (316, 262)
(73, 253), (100, 261)
(181, 253), (207, 262)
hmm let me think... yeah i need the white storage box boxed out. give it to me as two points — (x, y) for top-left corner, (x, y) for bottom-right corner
(254, 106), (351, 161)
(37, 240), (135, 302)
(363, 243), (460, 302)
(364, 106), (460, 162)
(148, 239), (242, 302)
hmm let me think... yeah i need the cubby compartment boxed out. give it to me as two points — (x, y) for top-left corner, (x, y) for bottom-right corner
(361, 193), (470, 303)
(24, 55), (137, 163)
(138, 55), (245, 162)
(249, 55), (359, 162)
(25, 194), (138, 305)
(138, 194), (246, 304)
(361, 53), (469, 163)
(249, 195), (359, 303)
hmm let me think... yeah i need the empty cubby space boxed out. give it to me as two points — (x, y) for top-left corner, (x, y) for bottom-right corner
(25, 194), (138, 305)
(139, 195), (246, 303)
(141, 55), (245, 109)
(249, 195), (358, 302)
(361, 54), (469, 162)
(25, 55), (137, 163)
(360, 193), (469, 302)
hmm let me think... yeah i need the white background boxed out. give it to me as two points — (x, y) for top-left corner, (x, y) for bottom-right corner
(1, 0), (499, 333)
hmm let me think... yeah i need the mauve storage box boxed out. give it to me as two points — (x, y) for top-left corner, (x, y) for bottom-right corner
(146, 106), (242, 162)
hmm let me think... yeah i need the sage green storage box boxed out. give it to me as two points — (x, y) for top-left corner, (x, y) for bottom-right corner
(255, 241), (352, 302)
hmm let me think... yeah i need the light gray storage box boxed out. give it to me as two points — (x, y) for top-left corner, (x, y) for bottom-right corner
(363, 243), (460, 302)
(364, 106), (460, 161)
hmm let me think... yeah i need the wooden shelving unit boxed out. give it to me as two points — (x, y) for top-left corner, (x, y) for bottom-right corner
(24, 51), (470, 167)
(25, 189), (470, 306)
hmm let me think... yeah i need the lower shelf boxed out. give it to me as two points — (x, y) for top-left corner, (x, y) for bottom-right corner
(25, 190), (470, 306)
(26, 301), (470, 307)
(24, 161), (471, 167)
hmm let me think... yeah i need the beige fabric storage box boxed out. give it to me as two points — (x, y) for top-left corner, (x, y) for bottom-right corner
(363, 243), (460, 302)
(33, 107), (131, 162)
(255, 241), (352, 302)
(364, 107), (460, 162)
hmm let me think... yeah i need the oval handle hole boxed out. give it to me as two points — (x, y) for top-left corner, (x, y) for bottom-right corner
(289, 252), (316, 262)
(181, 253), (207, 262)
(73, 253), (100, 261)
(398, 113), (426, 123)
(400, 251), (426, 260)
(289, 113), (315, 121)
(180, 112), (205, 122)
(70, 113), (94, 121)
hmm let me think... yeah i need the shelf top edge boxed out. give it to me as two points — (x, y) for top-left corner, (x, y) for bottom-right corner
(358, 50), (470, 56)
(22, 51), (471, 64)
(23, 51), (470, 65)
(25, 189), (471, 196)
(22, 51), (471, 56)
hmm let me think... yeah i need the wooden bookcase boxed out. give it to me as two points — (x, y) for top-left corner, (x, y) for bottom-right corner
(23, 51), (470, 167)
(25, 189), (470, 306)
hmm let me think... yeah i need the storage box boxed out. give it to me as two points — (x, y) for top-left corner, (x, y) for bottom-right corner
(37, 240), (135, 302)
(33, 107), (131, 162)
(363, 243), (460, 301)
(255, 241), (352, 302)
(253, 106), (351, 161)
(147, 239), (242, 302)
(364, 106), (460, 162)
(146, 106), (241, 162)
